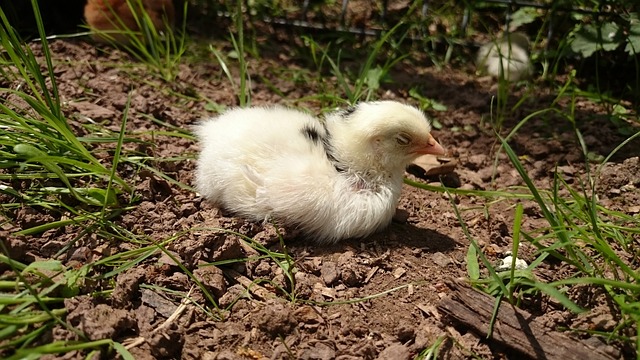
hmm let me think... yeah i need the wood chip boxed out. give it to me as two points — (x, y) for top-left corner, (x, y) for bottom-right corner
(392, 267), (406, 279)
(364, 266), (379, 284)
(409, 155), (458, 177)
(437, 280), (617, 360)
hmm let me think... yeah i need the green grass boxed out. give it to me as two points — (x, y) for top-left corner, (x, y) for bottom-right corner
(210, 0), (252, 108)
(0, 2), (197, 357)
(0, 2), (130, 226)
(448, 80), (640, 354)
(0, 253), (133, 359)
(302, 21), (411, 106)
(86, 0), (188, 82)
(415, 335), (446, 360)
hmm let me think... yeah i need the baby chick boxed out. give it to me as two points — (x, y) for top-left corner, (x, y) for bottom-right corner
(84, 0), (175, 45)
(476, 32), (532, 82)
(195, 101), (445, 243)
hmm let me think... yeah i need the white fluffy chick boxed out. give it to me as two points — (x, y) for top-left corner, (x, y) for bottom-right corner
(476, 32), (532, 82)
(195, 101), (445, 243)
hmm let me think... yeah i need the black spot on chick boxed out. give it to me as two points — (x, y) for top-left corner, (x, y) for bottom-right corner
(340, 105), (357, 119)
(321, 126), (347, 173)
(301, 125), (322, 145)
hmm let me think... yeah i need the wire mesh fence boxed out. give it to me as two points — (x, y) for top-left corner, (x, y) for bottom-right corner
(205, 0), (630, 43)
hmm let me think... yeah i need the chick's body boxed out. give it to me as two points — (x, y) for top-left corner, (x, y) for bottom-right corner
(196, 102), (445, 243)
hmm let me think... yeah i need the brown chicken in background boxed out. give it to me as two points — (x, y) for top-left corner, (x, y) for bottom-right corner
(84, 0), (175, 45)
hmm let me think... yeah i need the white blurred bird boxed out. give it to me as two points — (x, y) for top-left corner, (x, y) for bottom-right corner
(195, 101), (445, 243)
(476, 32), (532, 82)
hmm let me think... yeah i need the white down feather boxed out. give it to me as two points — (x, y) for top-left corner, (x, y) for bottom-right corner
(195, 102), (445, 243)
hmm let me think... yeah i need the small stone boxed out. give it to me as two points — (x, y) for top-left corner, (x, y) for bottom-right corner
(466, 154), (488, 170)
(340, 268), (362, 287)
(477, 167), (497, 182)
(256, 300), (296, 337)
(590, 313), (616, 332)
(464, 170), (485, 189)
(556, 165), (576, 175)
(439, 173), (461, 188)
(376, 343), (411, 360)
(179, 203), (197, 216)
(294, 305), (324, 324)
(157, 251), (184, 267)
(218, 284), (245, 308)
(394, 323), (415, 343)
(193, 266), (227, 299)
(140, 288), (179, 319)
(253, 261), (272, 277)
(321, 261), (340, 286)
(409, 155), (458, 177)
(68, 246), (92, 262)
(299, 342), (336, 360)
(210, 236), (245, 262)
(432, 252), (452, 267)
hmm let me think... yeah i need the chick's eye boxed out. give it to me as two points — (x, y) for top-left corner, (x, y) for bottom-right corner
(396, 133), (411, 146)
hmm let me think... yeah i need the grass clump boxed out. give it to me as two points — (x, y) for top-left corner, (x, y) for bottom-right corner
(86, 0), (188, 81)
(302, 20), (412, 107)
(210, 0), (252, 108)
(0, 3), (140, 356)
(448, 104), (640, 354)
(0, 254), (136, 359)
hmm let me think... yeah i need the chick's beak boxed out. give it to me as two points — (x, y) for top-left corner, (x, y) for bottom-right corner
(413, 134), (446, 156)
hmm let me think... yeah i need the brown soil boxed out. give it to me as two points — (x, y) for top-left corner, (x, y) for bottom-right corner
(2, 14), (640, 360)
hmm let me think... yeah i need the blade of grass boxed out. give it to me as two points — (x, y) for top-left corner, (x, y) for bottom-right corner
(508, 203), (524, 303)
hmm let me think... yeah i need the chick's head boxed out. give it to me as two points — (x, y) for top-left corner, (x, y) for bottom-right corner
(326, 101), (445, 176)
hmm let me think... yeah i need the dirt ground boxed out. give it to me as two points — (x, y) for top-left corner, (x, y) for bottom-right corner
(2, 11), (640, 360)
